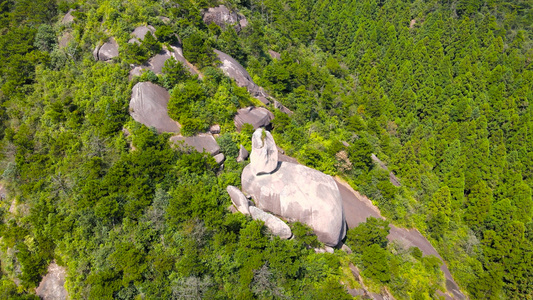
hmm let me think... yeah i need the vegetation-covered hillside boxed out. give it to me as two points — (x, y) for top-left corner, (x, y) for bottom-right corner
(0, 0), (531, 299)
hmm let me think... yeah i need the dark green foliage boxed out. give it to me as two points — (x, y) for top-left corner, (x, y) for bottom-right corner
(183, 31), (216, 68)
(347, 217), (390, 250)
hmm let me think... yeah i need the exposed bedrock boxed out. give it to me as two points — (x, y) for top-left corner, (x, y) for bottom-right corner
(249, 206), (292, 240)
(130, 45), (198, 79)
(249, 129), (278, 175)
(129, 25), (156, 44)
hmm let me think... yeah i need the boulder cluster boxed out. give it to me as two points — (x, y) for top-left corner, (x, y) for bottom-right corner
(229, 129), (347, 247)
(202, 5), (248, 32)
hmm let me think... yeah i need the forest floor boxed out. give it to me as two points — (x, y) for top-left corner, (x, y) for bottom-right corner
(335, 177), (466, 300)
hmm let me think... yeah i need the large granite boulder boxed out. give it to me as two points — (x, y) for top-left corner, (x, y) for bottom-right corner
(227, 185), (250, 215)
(170, 134), (220, 155)
(129, 82), (179, 133)
(242, 161), (346, 247)
(249, 206), (292, 239)
(241, 129), (346, 247)
(129, 25), (156, 44)
(214, 50), (270, 104)
(249, 129), (278, 175)
(93, 37), (119, 61)
(234, 107), (274, 131)
(202, 5), (248, 32)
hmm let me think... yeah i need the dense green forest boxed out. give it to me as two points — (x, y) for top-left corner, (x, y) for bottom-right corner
(0, 0), (531, 299)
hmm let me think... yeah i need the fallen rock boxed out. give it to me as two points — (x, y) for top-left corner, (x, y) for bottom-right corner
(129, 25), (156, 44)
(36, 262), (68, 300)
(214, 153), (225, 164)
(273, 100), (293, 115)
(93, 37), (119, 61)
(170, 134), (220, 155)
(237, 145), (249, 162)
(214, 49), (270, 103)
(202, 5), (248, 32)
(249, 206), (292, 239)
(249, 129), (278, 175)
(61, 9), (75, 25)
(227, 185), (250, 215)
(209, 124), (221, 134)
(129, 82), (179, 133)
(234, 107), (274, 131)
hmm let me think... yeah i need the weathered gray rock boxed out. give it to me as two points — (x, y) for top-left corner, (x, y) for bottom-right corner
(129, 82), (179, 133)
(61, 9), (75, 25)
(214, 49), (270, 103)
(129, 46), (198, 79)
(237, 145), (249, 162)
(234, 107), (274, 131)
(249, 206), (292, 239)
(202, 5), (248, 32)
(214, 153), (225, 164)
(249, 129), (278, 175)
(129, 25), (156, 44)
(209, 124), (221, 134)
(273, 100), (293, 115)
(227, 185), (250, 215)
(36, 262), (68, 300)
(242, 161), (346, 247)
(170, 134), (220, 155)
(93, 37), (119, 61)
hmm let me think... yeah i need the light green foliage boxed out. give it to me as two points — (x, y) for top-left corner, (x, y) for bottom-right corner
(0, 0), (531, 298)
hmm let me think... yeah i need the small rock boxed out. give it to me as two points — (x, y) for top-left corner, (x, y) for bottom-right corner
(237, 145), (249, 162)
(249, 206), (292, 239)
(214, 153), (225, 164)
(210, 124), (221, 134)
(249, 129), (278, 175)
(227, 185), (250, 215)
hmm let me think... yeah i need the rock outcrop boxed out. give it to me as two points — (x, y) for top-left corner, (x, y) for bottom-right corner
(214, 50), (270, 104)
(249, 129), (278, 175)
(371, 154), (401, 186)
(268, 49), (281, 60)
(227, 185), (250, 215)
(93, 37), (119, 61)
(237, 144), (249, 162)
(241, 129), (346, 247)
(202, 5), (248, 32)
(58, 32), (73, 49)
(234, 107), (274, 131)
(129, 45), (198, 79)
(129, 82), (179, 133)
(36, 262), (68, 300)
(249, 206), (292, 239)
(170, 134), (220, 155)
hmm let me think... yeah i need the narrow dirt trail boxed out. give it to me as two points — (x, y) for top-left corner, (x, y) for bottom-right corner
(335, 178), (466, 300)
